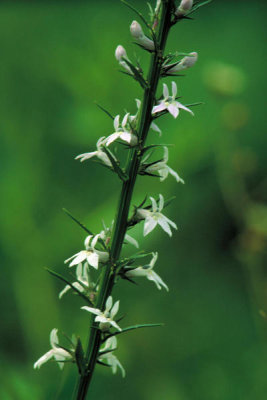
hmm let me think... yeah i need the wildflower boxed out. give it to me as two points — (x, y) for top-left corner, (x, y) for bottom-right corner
(130, 20), (155, 51)
(106, 114), (138, 147)
(81, 296), (121, 332)
(59, 262), (94, 299)
(34, 329), (73, 370)
(65, 234), (109, 270)
(143, 147), (184, 183)
(125, 252), (168, 291)
(152, 81), (193, 119)
(136, 194), (177, 237)
(115, 45), (133, 75)
(98, 336), (125, 377)
(75, 136), (113, 167)
(164, 52), (198, 74)
(175, 0), (193, 17)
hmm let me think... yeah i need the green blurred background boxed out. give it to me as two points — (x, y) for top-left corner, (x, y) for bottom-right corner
(1, 0), (266, 399)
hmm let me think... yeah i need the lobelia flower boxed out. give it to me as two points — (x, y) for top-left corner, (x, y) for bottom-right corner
(75, 137), (113, 167)
(105, 114), (138, 147)
(59, 262), (94, 299)
(81, 296), (121, 332)
(164, 52), (198, 74)
(65, 234), (109, 270)
(115, 45), (133, 75)
(152, 81), (194, 119)
(175, 0), (194, 17)
(98, 336), (125, 377)
(143, 147), (184, 183)
(34, 329), (73, 370)
(130, 20), (155, 51)
(136, 194), (177, 237)
(125, 252), (168, 291)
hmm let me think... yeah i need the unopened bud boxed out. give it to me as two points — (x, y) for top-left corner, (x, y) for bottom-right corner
(166, 52), (198, 74)
(115, 45), (127, 61)
(130, 20), (155, 51)
(175, 0), (193, 17)
(114, 45), (133, 75)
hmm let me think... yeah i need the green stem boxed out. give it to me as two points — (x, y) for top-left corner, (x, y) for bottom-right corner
(74, 2), (173, 399)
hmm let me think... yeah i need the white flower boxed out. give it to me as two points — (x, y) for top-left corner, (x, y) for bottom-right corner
(59, 262), (93, 299)
(65, 234), (109, 270)
(115, 45), (133, 75)
(165, 52), (198, 74)
(144, 147), (184, 183)
(152, 81), (194, 119)
(75, 137), (113, 167)
(98, 336), (125, 377)
(34, 329), (73, 370)
(136, 194), (177, 237)
(130, 20), (155, 51)
(125, 252), (168, 291)
(105, 114), (138, 147)
(81, 296), (121, 332)
(175, 0), (193, 16)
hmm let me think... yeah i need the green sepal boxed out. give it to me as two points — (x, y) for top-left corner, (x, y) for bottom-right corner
(122, 58), (148, 89)
(101, 147), (129, 182)
(75, 338), (86, 375)
(45, 268), (93, 305)
(105, 323), (163, 339)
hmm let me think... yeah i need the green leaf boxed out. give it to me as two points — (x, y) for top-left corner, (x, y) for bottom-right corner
(75, 338), (86, 375)
(101, 147), (129, 182)
(106, 323), (164, 339)
(95, 103), (114, 120)
(188, 0), (213, 15)
(63, 208), (93, 236)
(45, 268), (93, 305)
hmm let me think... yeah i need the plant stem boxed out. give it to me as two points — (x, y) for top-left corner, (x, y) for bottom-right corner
(74, 2), (173, 398)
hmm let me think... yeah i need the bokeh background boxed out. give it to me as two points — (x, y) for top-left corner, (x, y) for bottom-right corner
(1, 0), (267, 399)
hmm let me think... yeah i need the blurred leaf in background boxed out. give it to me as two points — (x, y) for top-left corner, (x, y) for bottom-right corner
(0, 1), (266, 399)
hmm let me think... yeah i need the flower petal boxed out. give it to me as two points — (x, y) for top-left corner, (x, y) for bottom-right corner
(163, 83), (169, 99)
(152, 102), (166, 114)
(167, 103), (179, 118)
(144, 217), (157, 236)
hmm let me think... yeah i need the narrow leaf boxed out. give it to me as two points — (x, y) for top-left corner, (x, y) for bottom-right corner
(45, 268), (93, 305)
(63, 208), (93, 236)
(101, 147), (129, 182)
(95, 103), (114, 120)
(106, 323), (163, 339)
(75, 338), (86, 375)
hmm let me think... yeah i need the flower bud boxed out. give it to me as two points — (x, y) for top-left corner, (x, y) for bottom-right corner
(115, 45), (127, 61)
(114, 44), (133, 75)
(166, 52), (198, 74)
(175, 0), (193, 17)
(130, 20), (155, 51)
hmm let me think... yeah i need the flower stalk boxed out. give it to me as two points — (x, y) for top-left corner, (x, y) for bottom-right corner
(34, 0), (212, 398)
(74, 3), (173, 398)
